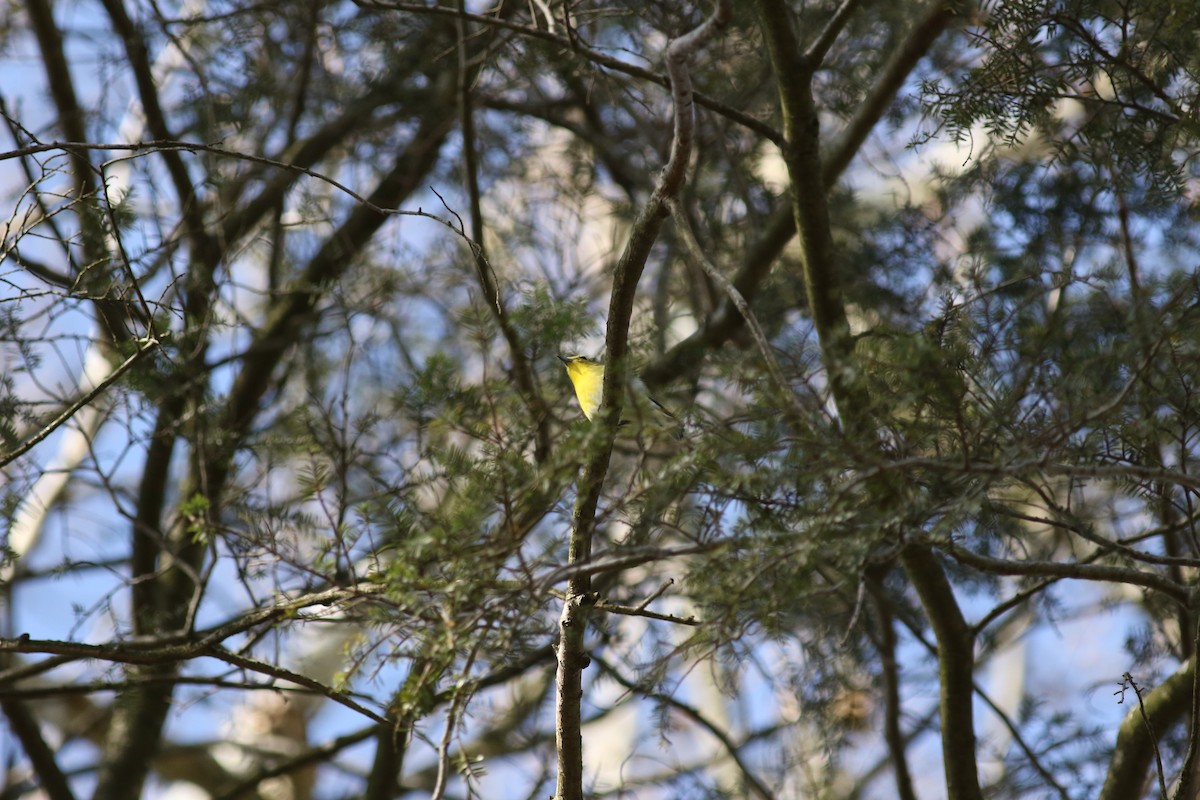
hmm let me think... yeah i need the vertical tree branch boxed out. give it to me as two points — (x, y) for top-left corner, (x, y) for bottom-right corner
(98, 0), (205, 244)
(7, 0), (212, 612)
(1171, 603), (1200, 800)
(554, 4), (731, 798)
(869, 582), (919, 800)
(750, 0), (872, 426)
(899, 545), (983, 799)
(25, 0), (134, 347)
(822, 0), (961, 181)
(364, 722), (405, 800)
(129, 393), (185, 635)
(644, 0), (961, 391)
(0, 693), (76, 800)
(752, 1), (982, 797)
(24, 0), (93, 197)
(455, 0), (553, 463)
(266, 2), (319, 293)
(365, 657), (445, 800)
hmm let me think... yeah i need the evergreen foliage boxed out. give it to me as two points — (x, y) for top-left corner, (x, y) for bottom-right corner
(3, 0), (1200, 797)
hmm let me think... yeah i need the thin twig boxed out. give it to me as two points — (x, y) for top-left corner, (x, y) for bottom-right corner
(635, 578), (675, 612)
(937, 536), (1189, 605)
(0, 337), (161, 469)
(592, 599), (700, 626)
(0, 138), (480, 242)
(667, 198), (801, 420)
(1117, 673), (1169, 800)
(351, 0), (781, 144)
(594, 655), (775, 800)
(539, 543), (724, 593)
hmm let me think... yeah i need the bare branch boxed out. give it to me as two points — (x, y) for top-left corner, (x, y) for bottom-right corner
(353, 0), (781, 144)
(646, 0), (961, 390)
(592, 600), (701, 626)
(867, 582), (918, 800)
(0, 693), (77, 800)
(936, 538), (1190, 606)
(539, 543), (722, 593)
(667, 197), (800, 418)
(24, 0), (93, 196)
(97, 0), (204, 245)
(556, 4), (731, 797)
(0, 635), (388, 725)
(594, 655), (776, 800)
(1120, 674), (1170, 800)
(823, 0), (961, 181)
(0, 138), (474, 236)
(805, 0), (864, 66)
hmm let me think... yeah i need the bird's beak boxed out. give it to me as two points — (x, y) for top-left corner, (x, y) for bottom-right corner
(557, 354), (570, 364)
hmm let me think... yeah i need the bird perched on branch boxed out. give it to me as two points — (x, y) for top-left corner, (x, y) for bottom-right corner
(558, 354), (677, 431)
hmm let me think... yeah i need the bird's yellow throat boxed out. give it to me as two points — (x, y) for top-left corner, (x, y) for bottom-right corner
(559, 355), (605, 420)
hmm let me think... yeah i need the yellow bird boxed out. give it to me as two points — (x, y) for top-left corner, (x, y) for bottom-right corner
(558, 354), (676, 427)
